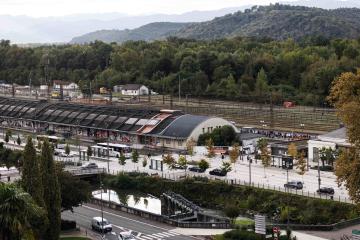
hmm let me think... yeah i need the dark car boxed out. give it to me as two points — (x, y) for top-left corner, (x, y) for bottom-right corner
(284, 181), (303, 190)
(209, 169), (227, 177)
(188, 166), (205, 173)
(81, 163), (98, 170)
(172, 164), (187, 170)
(317, 187), (335, 195)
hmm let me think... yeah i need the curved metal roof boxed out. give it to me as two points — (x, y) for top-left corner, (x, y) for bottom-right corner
(160, 114), (209, 139)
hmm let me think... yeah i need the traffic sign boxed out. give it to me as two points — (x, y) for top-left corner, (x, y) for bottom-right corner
(273, 226), (280, 234)
(255, 215), (266, 235)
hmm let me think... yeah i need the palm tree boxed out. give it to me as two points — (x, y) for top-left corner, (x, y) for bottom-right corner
(0, 183), (45, 240)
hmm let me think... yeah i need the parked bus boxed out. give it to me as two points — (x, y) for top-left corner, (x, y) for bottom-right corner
(91, 145), (121, 158)
(36, 135), (64, 144)
(96, 143), (131, 153)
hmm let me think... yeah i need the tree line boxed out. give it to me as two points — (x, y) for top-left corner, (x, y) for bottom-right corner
(1, 36), (360, 105)
(0, 137), (91, 239)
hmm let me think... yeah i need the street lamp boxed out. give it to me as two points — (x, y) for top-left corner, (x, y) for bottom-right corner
(247, 155), (252, 186)
(100, 181), (104, 237)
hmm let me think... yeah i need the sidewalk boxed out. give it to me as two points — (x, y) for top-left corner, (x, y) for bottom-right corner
(172, 228), (329, 240)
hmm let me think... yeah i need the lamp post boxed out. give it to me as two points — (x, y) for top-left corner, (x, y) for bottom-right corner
(100, 179), (104, 237)
(247, 155), (252, 186)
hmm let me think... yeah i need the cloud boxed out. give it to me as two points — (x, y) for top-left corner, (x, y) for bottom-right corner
(0, 0), (283, 17)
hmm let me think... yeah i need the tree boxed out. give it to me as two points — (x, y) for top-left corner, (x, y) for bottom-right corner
(224, 205), (241, 223)
(131, 150), (139, 170)
(198, 159), (210, 172)
(229, 143), (240, 170)
(255, 68), (269, 97)
(65, 144), (70, 156)
(186, 137), (196, 159)
(21, 137), (45, 208)
(288, 143), (298, 160)
(319, 147), (337, 167)
(206, 138), (215, 158)
(328, 69), (360, 203)
(142, 157), (148, 170)
(119, 152), (126, 171)
(162, 154), (175, 169)
(0, 183), (46, 240)
(16, 135), (21, 146)
(178, 155), (188, 173)
(221, 161), (232, 174)
(258, 138), (271, 177)
(40, 140), (61, 240)
(4, 130), (11, 143)
(296, 151), (307, 182)
(87, 146), (92, 161)
(57, 169), (91, 212)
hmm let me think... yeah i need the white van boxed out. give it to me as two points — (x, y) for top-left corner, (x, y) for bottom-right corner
(91, 217), (112, 233)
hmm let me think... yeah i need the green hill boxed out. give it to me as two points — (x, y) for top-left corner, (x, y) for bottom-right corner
(70, 22), (190, 44)
(71, 5), (360, 43)
(174, 5), (360, 40)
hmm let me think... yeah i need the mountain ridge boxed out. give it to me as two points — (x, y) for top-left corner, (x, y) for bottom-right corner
(71, 5), (360, 44)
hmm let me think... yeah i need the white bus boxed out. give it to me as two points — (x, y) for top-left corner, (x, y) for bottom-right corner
(36, 135), (64, 144)
(91, 145), (121, 158)
(96, 143), (131, 153)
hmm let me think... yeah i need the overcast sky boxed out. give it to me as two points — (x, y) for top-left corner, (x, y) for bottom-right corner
(0, 0), (297, 17)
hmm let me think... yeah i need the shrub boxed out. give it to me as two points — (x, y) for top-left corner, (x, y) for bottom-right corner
(103, 174), (359, 225)
(61, 219), (76, 231)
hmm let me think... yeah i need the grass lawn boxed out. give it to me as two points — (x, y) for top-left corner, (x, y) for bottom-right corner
(234, 218), (254, 227)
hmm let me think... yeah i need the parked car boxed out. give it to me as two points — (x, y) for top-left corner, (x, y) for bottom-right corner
(81, 163), (98, 170)
(209, 169), (227, 177)
(284, 181), (303, 190)
(172, 164), (187, 170)
(59, 152), (75, 157)
(188, 166), (205, 173)
(119, 231), (137, 240)
(91, 217), (112, 233)
(317, 187), (335, 195)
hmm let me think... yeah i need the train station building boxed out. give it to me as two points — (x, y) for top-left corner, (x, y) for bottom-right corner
(0, 97), (236, 150)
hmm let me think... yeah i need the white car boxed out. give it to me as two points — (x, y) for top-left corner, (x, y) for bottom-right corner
(119, 232), (136, 240)
(91, 217), (112, 233)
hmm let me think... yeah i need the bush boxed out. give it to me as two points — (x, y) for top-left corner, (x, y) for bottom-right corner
(61, 219), (76, 231)
(103, 174), (359, 225)
(310, 165), (334, 172)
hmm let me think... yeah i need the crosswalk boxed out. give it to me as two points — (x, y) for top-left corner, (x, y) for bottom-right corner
(106, 226), (181, 240)
(135, 230), (181, 240)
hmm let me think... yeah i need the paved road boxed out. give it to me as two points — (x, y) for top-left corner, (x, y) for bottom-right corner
(62, 204), (201, 240)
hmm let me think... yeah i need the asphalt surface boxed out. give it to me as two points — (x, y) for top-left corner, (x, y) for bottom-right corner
(62, 203), (202, 240)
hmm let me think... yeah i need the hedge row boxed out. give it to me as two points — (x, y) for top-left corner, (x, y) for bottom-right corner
(103, 173), (359, 225)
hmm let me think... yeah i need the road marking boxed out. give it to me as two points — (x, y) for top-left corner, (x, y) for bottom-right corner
(83, 205), (170, 231)
(82, 205), (203, 240)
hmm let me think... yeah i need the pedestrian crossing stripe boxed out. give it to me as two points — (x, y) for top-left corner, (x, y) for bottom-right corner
(134, 231), (180, 240)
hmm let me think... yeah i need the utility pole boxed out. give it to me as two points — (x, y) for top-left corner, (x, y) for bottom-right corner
(107, 135), (110, 173)
(100, 179), (104, 237)
(178, 75), (181, 103)
(28, 70), (32, 98)
(248, 155), (252, 186)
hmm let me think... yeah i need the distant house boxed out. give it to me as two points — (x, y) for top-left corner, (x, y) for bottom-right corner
(121, 84), (149, 96)
(113, 85), (124, 93)
(53, 80), (79, 91)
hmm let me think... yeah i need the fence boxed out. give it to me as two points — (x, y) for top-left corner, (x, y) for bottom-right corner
(109, 170), (352, 204)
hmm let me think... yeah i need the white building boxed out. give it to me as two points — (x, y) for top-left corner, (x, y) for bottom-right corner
(308, 128), (350, 161)
(121, 84), (149, 96)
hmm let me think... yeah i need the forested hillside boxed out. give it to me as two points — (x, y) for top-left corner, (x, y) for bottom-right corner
(175, 5), (360, 40)
(0, 36), (359, 105)
(72, 5), (360, 43)
(70, 22), (190, 44)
